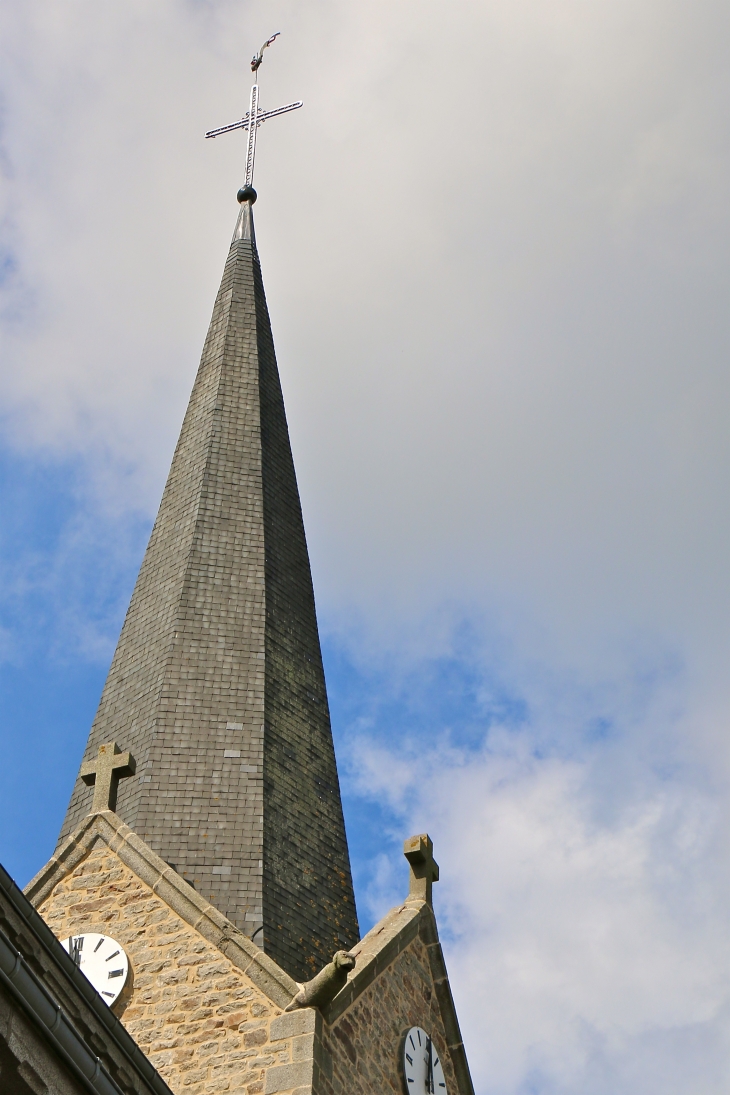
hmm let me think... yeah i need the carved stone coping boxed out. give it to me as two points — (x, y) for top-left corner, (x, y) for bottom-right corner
(24, 811), (300, 1011)
(322, 899), (475, 1095)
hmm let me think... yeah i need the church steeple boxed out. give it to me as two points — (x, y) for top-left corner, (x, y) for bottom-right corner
(58, 125), (359, 978)
(29, 47), (474, 1095)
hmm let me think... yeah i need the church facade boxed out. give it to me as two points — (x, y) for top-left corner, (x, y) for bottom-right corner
(14, 66), (474, 1095)
(25, 815), (470, 1095)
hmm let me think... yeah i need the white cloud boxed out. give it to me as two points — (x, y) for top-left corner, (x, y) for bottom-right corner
(349, 705), (730, 1093)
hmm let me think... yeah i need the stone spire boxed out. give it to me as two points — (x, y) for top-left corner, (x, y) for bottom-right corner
(57, 195), (359, 981)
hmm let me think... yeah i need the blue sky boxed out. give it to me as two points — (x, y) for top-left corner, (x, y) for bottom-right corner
(4, 2), (730, 1092)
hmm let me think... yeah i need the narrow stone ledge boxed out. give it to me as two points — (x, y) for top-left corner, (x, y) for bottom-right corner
(426, 941), (449, 985)
(433, 975), (463, 1050)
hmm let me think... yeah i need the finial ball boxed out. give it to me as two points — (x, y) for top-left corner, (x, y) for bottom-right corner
(237, 185), (258, 205)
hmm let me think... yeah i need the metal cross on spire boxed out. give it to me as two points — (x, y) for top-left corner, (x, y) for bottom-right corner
(205, 32), (302, 202)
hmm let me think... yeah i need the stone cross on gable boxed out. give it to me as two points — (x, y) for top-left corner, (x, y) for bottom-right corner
(404, 833), (440, 906)
(80, 742), (136, 813)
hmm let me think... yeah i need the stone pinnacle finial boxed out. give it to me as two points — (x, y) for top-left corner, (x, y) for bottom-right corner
(404, 833), (439, 906)
(80, 742), (135, 813)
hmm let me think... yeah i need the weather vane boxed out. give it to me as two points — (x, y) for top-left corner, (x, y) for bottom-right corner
(205, 32), (302, 203)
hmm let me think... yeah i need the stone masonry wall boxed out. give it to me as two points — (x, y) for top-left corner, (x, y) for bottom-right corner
(37, 843), (313, 1095)
(319, 933), (459, 1095)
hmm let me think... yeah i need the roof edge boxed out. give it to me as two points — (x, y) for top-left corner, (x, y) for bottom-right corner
(25, 811), (300, 1010)
(322, 900), (421, 1024)
(323, 898), (475, 1095)
(0, 860), (172, 1095)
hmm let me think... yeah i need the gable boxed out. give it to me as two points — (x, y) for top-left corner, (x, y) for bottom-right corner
(319, 901), (473, 1095)
(25, 812), (321, 1095)
(24, 814), (473, 1095)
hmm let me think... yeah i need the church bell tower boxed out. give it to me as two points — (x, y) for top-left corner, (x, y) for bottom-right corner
(24, 39), (474, 1095)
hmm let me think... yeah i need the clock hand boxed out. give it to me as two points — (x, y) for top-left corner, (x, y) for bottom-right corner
(69, 936), (82, 967)
(426, 1036), (434, 1095)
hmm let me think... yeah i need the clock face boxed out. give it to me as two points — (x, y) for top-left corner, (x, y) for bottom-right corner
(60, 933), (129, 1007)
(402, 1026), (448, 1095)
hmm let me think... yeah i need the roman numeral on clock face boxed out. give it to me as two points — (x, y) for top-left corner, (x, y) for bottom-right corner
(60, 933), (129, 1008)
(402, 1027), (448, 1095)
